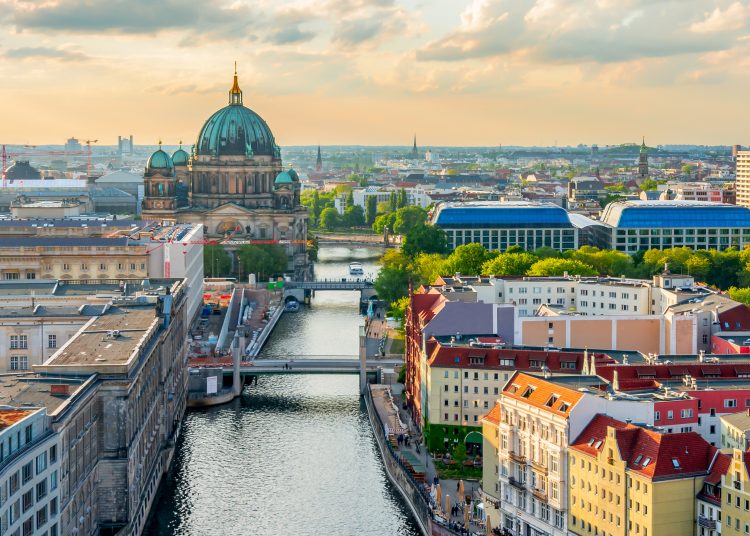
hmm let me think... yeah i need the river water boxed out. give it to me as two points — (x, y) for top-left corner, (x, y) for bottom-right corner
(146, 245), (420, 536)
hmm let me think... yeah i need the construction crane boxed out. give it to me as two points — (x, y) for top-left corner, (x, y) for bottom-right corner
(1, 144), (86, 187)
(83, 139), (98, 179)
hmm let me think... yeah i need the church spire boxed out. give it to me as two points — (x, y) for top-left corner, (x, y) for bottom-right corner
(229, 62), (243, 105)
(316, 145), (322, 172)
(411, 134), (418, 159)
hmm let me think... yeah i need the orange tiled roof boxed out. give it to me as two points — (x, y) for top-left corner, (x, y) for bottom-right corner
(483, 403), (501, 425)
(571, 414), (717, 480)
(501, 372), (584, 416)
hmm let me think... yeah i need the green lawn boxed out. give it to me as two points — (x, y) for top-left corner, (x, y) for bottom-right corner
(389, 336), (405, 355)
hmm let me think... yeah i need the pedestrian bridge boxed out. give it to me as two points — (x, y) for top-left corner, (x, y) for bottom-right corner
(284, 279), (375, 290)
(221, 358), (403, 376)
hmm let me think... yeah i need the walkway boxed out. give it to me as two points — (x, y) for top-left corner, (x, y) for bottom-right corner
(390, 384), (488, 536)
(187, 357), (403, 375)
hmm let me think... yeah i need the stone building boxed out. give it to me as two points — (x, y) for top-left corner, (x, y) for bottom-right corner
(142, 69), (310, 278)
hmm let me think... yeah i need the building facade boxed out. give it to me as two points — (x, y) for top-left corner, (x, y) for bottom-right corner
(736, 151), (750, 208)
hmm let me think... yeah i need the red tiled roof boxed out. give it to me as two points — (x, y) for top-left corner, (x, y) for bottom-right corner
(705, 452), (731, 485)
(571, 414), (716, 480)
(501, 372), (584, 416)
(597, 362), (750, 390)
(426, 341), (594, 373)
(483, 403), (501, 425)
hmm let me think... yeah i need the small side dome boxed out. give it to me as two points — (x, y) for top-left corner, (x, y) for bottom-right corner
(287, 168), (299, 182)
(274, 171), (292, 186)
(172, 148), (189, 167)
(146, 149), (174, 176)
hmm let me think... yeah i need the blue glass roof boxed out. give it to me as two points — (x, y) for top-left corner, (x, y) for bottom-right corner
(602, 202), (750, 228)
(434, 204), (572, 227)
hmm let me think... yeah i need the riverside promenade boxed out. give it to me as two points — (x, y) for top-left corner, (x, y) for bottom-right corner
(366, 384), (490, 536)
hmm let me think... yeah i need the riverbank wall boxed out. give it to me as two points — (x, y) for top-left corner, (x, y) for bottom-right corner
(364, 384), (461, 536)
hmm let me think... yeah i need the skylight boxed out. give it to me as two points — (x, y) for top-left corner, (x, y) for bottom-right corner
(634, 455), (643, 465)
(588, 438), (596, 446)
(594, 440), (603, 449)
(672, 458), (681, 469)
(642, 457), (651, 467)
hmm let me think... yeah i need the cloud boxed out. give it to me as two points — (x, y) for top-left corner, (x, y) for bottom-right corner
(4, 46), (89, 61)
(417, 0), (748, 64)
(12, 0), (258, 39)
(269, 26), (317, 45)
(691, 2), (750, 33)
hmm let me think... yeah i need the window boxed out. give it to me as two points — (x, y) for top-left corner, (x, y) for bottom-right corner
(36, 452), (46, 474)
(726, 399), (738, 408)
(10, 472), (19, 494)
(667, 410), (674, 420)
(80, 263), (88, 271)
(654, 411), (660, 421)
(99, 263), (107, 271)
(36, 505), (47, 529)
(22, 489), (32, 512)
(49, 445), (57, 464)
(681, 409), (693, 418)
(48, 334), (56, 349)
(36, 479), (47, 501)
(22, 462), (33, 484)
(49, 497), (57, 516)
(50, 470), (57, 491)
(10, 356), (29, 371)
(10, 335), (28, 349)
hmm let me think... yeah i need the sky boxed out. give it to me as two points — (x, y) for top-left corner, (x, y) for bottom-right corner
(1, 0), (750, 147)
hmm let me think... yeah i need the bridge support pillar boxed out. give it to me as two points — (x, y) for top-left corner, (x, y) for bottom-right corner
(232, 341), (241, 397)
(359, 324), (367, 395)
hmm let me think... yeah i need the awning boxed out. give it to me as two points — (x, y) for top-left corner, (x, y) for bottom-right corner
(465, 431), (483, 444)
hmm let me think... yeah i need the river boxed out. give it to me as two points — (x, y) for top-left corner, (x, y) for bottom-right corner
(146, 245), (421, 536)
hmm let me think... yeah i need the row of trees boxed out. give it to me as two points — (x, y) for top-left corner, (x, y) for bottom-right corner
(204, 244), (288, 280)
(376, 224), (750, 311)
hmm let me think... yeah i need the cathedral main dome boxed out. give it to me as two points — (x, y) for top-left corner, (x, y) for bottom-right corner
(194, 71), (278, 158)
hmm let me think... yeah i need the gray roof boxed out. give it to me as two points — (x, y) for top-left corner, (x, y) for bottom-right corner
(0, 218), (138, 228)
(89, 187), (134, 199)
(95, 171), (143, 184)
(721, 411), (750, 431)
(0, 237), (131, 247)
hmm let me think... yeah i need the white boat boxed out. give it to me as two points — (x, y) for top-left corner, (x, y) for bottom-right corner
(349, 262), (364, 276)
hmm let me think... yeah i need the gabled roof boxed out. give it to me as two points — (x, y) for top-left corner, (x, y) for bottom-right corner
(705, 452), (731, 486)
(482, 403), (501, 425)
(571, 414), (716, 480)
(501, 372), (584, 417)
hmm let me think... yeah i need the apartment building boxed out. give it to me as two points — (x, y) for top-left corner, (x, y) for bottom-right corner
(567, 415), (718, 536)
(736, 151), (750, 208)
(492, 372), (661, 536)
(482, 405), (502, 532)
(720, 448), (750, 536)
(696, 452), (729, 536)
(721, 412), (750, 450)
(0, 407), (61, 536)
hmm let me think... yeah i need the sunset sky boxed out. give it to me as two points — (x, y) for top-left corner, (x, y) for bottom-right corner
(2, 0), (749, 147)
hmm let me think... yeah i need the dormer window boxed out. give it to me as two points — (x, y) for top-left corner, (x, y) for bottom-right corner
(521, 386), (535, 398)
(545, 395), (559, 407)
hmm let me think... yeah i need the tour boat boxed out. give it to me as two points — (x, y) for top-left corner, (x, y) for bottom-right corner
(349, 262), (364, 276)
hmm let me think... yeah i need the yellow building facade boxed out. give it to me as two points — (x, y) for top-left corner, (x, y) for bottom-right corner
(721, 449), (750, 536)
(568, 414), (717, 536)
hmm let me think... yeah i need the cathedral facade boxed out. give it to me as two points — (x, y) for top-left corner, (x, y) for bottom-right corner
(142, 70), (309, 279)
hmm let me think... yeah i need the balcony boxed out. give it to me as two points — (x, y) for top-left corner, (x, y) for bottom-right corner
(532, 488), (548, 502)
(530, 460), (548, 475)
(508, 476), (526, 491)
(698, 516), (717, 530)
(508, 450), (527, 464)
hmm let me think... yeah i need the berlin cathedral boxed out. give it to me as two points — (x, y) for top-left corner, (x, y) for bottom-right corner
(142, 69), (309, 279)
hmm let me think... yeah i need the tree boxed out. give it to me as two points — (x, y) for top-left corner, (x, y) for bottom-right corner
(374, 267), (411, 303)
(393, 206), (427, 235)
(527, 258), (596, 277)
(402, 224), (448, 257)
(443, 243), (496, 276)
(600, 193), (625, 208)
(533, 246), (562, 259)
(373, 212), (397, 234)
(319, 207), (340, 231)
(237, 244), (288, 280)
(398, 188), (408, 208)
(343, 205), (365, 227)
(345, 190), (354, 208)
(640, 179), (659, 191)
(568, 246), (634, 276)
(204, 244), (232, 277)
(482, 253), (539, 276)
(729, 287), (750, 306)
(411, 253), (447, 285)
(389, 191), (398, 212)
(365, 196), (378, 226)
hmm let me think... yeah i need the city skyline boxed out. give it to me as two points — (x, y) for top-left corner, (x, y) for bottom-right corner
(2, 0), (750, 146)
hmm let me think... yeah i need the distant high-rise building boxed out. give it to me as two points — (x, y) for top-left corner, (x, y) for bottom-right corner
(316, 145), (322, 172)
(64, 137), (82, 152)
(638, 137), (649, 180)
(732, 144), (742, 160)
(736, 151), (750, 207)
(118, 135), (134, 155)
(411, 134), (419, 159)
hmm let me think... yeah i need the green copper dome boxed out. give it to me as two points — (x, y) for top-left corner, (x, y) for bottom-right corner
(195, 72), (280, 159)
(274, 171), (293, 185)
(146, 149), (174, 176)
(172, 148), (189, 166)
